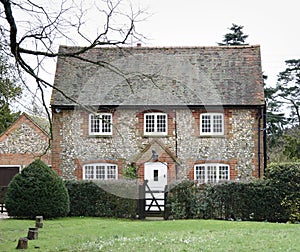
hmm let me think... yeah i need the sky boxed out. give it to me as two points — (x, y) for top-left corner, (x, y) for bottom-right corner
(132, 0), (300, 87)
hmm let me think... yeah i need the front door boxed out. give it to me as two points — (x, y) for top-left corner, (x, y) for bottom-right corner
(144, 162), (167, 211)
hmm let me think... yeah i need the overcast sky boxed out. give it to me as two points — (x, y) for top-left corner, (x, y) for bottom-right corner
(132, 0), (300, 87)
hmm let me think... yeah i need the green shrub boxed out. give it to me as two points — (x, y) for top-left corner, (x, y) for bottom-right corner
(0, 186), (8, 203)
(65, 180), (105, 217)
(65, 180), (138, 218)
(195, 181), (284, 222)
(166, 179), (287, 222)
(166, 180), (197, 219)
(265, 162), (300, 223)
(5, 159), (70, 219)
(123, 165), (137, 179)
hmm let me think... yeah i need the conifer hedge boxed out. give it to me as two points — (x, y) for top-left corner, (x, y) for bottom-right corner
(167, 163), (300, 222)
(65, 180), (137, 218)
(5, 159), (70, 219)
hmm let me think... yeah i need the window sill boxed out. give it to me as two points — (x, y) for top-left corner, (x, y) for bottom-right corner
(88, 135), (113, 138)
(198, 135), (226, 138)
(143, 135), (170, 138)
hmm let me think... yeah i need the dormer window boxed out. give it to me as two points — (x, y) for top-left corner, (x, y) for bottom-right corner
(144, 113), (168, 136)
(200, 113), (224, 136)
(89, 113), (112, 136)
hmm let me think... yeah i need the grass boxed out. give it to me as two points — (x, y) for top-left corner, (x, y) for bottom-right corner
(0, 217), (300, 251)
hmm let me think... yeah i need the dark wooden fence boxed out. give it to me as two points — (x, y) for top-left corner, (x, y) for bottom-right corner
(0, 186), (8, 213)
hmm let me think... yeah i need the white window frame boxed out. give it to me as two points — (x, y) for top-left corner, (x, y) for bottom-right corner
(200, 113), (224, 136)
(144, 112), (168, 136)
(194, 163), (230, 183)
(89, 113), (112, 136)
(83, 163), (118, 180)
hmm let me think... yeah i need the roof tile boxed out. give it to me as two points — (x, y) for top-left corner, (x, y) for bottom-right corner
(51, 45), (264, 106)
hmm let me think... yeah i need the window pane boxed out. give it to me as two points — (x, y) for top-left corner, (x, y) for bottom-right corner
(153, 169), (159, 181)
(95, 166), (105, 179)
(201, 115), (211, 133)
(156, 114), (166, 132)
(213, 115), (223, 133)
(145, 115), (155, 132)
(90, 115), (100, 133)
(219, 165), (229, 180)
(107, 165), (117, 180)
(195, 164), (230, 184)
(195, 165), (205, 183)
(207, 165), (217, 183)
(85, 166), (94, 179)
(101, 114), (112, 133)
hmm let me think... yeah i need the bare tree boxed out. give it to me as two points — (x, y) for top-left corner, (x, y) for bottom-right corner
(0, 0), (145, 130)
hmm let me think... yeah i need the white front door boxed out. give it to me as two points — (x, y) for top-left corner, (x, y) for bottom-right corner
(144, 162), (167, 211)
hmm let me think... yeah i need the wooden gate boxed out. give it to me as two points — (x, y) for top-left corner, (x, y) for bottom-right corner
(138, 180), (169, 219)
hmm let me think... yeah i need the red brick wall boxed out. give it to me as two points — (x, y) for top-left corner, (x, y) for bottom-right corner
(0, 153), (50, 168)
(51, 111), (64, 176)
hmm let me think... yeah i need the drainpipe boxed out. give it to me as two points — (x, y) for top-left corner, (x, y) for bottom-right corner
(257, 106), (262, 178)
(174, 110), (178, 180)
(263, 104), (267, 176)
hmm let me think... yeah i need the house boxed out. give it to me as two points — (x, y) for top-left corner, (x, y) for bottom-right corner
(0, 112), (51, 187)
(50, 45), (266, 190)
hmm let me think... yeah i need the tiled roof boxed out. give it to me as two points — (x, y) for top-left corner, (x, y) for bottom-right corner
(26, 113), (50, 135)
(51, 45), (264, 106)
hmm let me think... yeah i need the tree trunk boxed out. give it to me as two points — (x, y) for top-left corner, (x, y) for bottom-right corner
(35, 216), (43, 228)
(27, 227), (38, 240)
(16, 237), (28, 249)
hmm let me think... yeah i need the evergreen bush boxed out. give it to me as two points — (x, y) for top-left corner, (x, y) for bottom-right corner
(65, 180), (137, 218)
(5, 159), (70, 219)
(195, 181), (283, 222)
(166, 179), (288, 222)
(265, 162), (300, 222)
(166, 180), (197, 219)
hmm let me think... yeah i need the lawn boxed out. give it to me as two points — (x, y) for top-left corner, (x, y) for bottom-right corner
(0, 217), (299, 251)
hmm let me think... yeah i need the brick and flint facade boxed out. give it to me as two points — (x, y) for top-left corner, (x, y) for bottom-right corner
(51, 45), (266, 183)
(0, 113), (51, 186)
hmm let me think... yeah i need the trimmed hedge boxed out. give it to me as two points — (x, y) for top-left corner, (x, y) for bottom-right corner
(166, 162), (300, 222)
(166, 180), (196, 219)
(65, 180), (138, 218)
(5, 159), (70, 219)
(192, 181), (284, 222)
